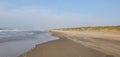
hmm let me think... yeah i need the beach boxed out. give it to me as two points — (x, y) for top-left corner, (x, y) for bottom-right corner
(0, 0), (119, 57)
(19, 30), (120, 57)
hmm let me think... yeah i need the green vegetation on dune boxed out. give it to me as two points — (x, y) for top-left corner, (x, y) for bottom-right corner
(60, 26), (120, 32)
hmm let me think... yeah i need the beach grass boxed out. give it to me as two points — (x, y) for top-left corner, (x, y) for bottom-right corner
(60, 26), (120, 32)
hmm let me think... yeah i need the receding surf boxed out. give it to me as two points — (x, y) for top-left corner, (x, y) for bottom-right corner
(0, 30), (59, 57)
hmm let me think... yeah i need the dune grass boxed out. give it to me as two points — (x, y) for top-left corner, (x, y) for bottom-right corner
(60, 26), (120, 32)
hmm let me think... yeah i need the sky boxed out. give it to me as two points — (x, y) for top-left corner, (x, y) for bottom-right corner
(0, 0), (120, 30)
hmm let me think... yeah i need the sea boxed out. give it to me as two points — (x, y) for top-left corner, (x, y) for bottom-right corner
(0, 30), (59, 57)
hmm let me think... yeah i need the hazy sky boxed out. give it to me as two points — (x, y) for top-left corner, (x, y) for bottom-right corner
(0, 0), (120, 30)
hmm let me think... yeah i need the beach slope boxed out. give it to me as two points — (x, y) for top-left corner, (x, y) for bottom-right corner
(20, 30), (120, 57)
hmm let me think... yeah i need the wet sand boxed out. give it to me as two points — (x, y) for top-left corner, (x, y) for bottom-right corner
(20, 30), (120, 57)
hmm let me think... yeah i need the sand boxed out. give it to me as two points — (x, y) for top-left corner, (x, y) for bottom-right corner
(20, 30), (120, 57)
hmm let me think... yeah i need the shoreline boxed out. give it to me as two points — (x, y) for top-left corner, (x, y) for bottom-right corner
(20, 30), (120, 57)
(19, 39), (60, 57)
(20, 31), (111, 57)
(0, 31), (59, 57)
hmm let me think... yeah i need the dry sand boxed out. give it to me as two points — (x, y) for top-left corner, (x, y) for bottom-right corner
(20, 30), (120, 57)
